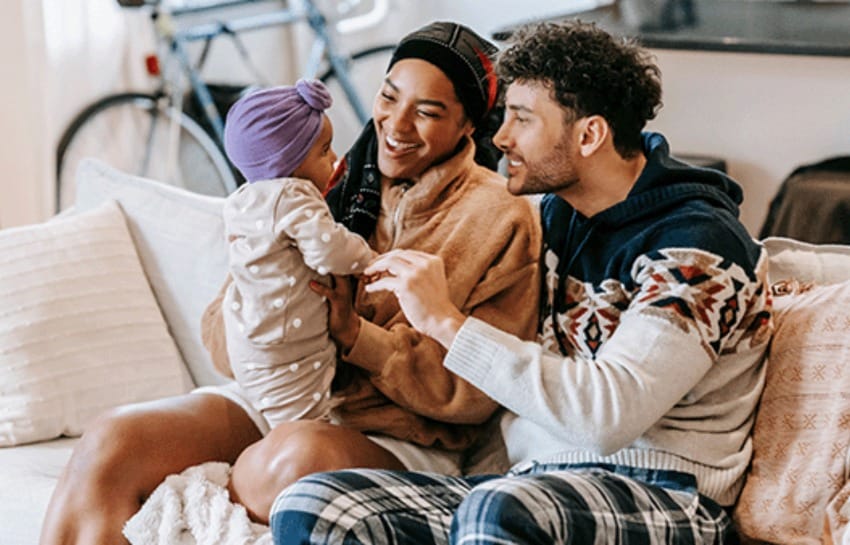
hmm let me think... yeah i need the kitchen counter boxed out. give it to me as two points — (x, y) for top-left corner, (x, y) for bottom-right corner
(492, 1), (850, 57)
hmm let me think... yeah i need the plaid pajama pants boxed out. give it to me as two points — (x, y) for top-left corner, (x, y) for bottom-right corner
(269, 463), (738, 545)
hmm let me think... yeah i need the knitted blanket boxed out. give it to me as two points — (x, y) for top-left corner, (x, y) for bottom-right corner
(123, 462), (271, 545)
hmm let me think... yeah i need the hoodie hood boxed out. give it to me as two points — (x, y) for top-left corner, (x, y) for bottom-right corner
(593, 132), (742, 227)
(540, 131), (744, 274)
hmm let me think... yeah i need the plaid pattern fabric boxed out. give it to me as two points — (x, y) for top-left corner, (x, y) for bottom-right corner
(270, 464), (737, 545)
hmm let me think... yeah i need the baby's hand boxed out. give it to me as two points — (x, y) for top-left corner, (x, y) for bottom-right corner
(361, 253), (389, 284)
(361, 271), (387, 285)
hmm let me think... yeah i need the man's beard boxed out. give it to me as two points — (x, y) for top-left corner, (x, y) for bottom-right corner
(510, 132), (578, 195)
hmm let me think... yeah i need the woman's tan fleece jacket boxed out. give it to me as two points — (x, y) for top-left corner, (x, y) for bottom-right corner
(202, 138), (541, 450)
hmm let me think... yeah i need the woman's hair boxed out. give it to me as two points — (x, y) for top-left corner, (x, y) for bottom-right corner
(497, 21), (662, 158)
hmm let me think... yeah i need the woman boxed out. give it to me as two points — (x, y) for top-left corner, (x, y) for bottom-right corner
(40, 21), (540, 545)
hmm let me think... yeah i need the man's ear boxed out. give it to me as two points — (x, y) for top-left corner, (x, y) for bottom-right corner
(576, 115), (608, 158)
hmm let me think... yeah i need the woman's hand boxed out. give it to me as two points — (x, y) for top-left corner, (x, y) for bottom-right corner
(309, 275), (360, 352)
(363, 250), (465, 349)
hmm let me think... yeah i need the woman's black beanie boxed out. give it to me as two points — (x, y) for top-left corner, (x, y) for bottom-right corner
(388, 21), (500, 126)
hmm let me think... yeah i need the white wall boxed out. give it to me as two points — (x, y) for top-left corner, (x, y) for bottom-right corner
(647, 49), (850, 234)
(396, 0), (597, 38)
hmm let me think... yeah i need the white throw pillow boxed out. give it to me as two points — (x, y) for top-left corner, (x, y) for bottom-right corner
(0, 201), (191, 447)
(73, 159), (229, 387)
(764, 236), (850, 285)
(734, 280), (850, 543)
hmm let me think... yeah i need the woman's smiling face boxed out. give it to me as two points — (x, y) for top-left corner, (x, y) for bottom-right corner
(372, 58), (474, 180)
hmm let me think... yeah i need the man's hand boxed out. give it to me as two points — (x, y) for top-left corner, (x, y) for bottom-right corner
(309, 275), (360, 352)
(363, 250), (465, 349)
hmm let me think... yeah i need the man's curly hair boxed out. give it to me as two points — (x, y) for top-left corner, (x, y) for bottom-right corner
(497, 20), (662, 158)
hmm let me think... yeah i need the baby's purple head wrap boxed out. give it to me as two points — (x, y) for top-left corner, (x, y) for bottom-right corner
(224, 79), (333, 183)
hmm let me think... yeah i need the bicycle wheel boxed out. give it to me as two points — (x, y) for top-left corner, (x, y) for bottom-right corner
(319, 44), (396, 154)
(56, 92), (238, 212)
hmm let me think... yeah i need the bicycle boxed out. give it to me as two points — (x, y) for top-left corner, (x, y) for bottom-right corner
(55, 0), (396, 212)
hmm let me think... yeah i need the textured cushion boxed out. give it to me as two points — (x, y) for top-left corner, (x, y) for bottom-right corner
(0, 201), (190, 447)
(734, 280), (850, 543)
(764, 236), (850, 286)
(74, 159), (229, 387)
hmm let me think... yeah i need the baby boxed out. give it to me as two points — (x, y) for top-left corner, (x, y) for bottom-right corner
(221, 79), (376, 428)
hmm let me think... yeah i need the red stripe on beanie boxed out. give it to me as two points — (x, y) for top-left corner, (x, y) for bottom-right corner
(475, 47), (498, 113)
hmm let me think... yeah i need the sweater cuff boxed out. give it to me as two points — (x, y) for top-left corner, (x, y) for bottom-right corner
(443, 317), (508, 389)
(343, 316), (395, 374)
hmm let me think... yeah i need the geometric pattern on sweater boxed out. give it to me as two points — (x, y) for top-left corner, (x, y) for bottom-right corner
(540, 247), (770, 361)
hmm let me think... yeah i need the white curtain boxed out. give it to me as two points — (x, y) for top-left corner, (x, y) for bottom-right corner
(0, 0), (154, 228)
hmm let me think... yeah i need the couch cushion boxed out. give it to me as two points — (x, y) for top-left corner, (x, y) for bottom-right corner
(0, 201), (190, 446)
(763, 236), (850, 286)
(0, 437), (77, 545)
(734, 279), (850, 543)
(74, 159), (230, 387)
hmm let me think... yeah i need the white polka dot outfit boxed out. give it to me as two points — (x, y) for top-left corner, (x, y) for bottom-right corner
(222, 179), (377, 427)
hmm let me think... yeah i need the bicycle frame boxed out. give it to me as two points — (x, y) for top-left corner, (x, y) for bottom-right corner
(149, 0), (386, 145)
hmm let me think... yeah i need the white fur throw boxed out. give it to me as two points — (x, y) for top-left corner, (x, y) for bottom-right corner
(123, 462), (271, 545)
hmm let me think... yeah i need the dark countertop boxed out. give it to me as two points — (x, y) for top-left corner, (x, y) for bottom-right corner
(492, 1), (850, 57)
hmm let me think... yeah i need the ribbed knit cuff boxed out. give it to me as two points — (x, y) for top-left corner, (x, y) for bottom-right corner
(443, 317), (507, 389)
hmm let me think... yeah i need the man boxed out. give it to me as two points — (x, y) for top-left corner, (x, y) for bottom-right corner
(269, 20), (771, 544)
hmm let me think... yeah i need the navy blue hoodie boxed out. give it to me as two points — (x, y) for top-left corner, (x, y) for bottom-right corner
(539, 132), (766, 358)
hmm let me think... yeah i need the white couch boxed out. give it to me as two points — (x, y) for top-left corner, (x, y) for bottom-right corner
(2, 159), (850, 545)
(0, 159), (231, 545)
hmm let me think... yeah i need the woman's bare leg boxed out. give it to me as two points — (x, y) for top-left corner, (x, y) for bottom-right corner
(39, 393), (262, 545)
(229, 420), (405, 523)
